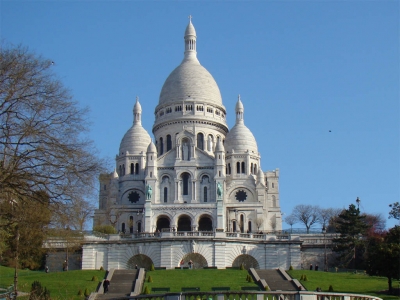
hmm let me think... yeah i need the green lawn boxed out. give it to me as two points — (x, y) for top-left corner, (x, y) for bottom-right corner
(142, 269), (257, 292)
(287, 270), (399, 300)
(0, 266), (105, 300)
(0, 266), (398, 300)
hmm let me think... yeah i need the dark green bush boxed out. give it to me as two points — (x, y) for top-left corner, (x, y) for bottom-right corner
(147, 275), (153, 283)
(328, 285), (334, 292)
(84, 288), (90, 297)
(143, 286), (150, 294)
(91, 276), (98, 281)
(29, 281), (50, 300)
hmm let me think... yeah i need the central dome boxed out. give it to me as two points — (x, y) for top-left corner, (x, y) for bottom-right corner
(157, 18), (223, 107)
(159, 60), (222, 106)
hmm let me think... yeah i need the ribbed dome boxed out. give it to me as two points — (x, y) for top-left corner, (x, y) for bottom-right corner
(147, 141), (157, 153)
(157, 18), (223, 107)
(119, 98), (151, 155)
(224, 123), (258, 154)
(159, 61), (222, 106)
(119, 124), (151, 155)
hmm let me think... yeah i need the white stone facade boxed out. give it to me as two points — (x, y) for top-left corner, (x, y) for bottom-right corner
(89, 19), (287, 270)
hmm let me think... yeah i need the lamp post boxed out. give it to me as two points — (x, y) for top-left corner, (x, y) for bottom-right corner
(322, 225), (327, 272)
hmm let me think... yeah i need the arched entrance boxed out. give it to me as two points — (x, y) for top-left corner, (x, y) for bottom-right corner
(198, 215), (213, 231)
(156, 216), (170, 231)
(232, 254), (259, 269)
(127, 254), (154, 270)
(182, 253), (208, 269)
(178, 215), (192, 231)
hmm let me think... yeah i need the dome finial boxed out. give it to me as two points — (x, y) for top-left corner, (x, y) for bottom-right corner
(133, 96), (142, 124)
(235, 94), (244, 124)
(184, 16), (198, 62)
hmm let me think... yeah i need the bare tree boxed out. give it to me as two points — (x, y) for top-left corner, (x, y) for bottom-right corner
(269, 215), (277, 231)
(0, 45), (104, 297)
(291, 204), (320, 233)
(284, 214), (297, 233)
(0, 45), (104, 206)
(318, 207), (342, 228)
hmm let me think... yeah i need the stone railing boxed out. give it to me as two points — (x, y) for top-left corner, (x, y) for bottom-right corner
(99, 291), (382, 300)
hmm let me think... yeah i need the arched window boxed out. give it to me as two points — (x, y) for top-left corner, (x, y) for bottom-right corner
(119, 165), (122, 176)
(251, 163), (253, 174)
(240, 215), (244, 233)
(204, 187), (207, 202)
(182, 173), (190, 195)
(129, 216), (134, 233)
(130, 163), (134, 174)
(121, 223), (126, 233)
(135, 163), (139, 175)
(254, 164), (257, 174)
(272, 195), (277, 207)
(137, 221), (142, 233)
(164, 187), (168, 203)
(233, 221), (237, 232)
(166, 135), (172, 151)
(122, 164), (125, 175)
(241, 162), (245, 174)
(197, 133), (204, 150)
(159, 137), (164, 155)
(228, 163), (231, 174)
(236, 162), (240, 174)
(248, 221), (252, 233)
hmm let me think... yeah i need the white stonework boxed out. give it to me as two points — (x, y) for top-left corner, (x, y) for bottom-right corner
(88, 19), (288, 270)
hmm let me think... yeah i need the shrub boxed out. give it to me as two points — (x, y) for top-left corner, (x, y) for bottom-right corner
(289, 265), (293, 270)
(84, 288), (90, 297)
(77, 289), (83, 296)
(94, 225), (117, 234)
(100, 266), (104, 271)
(30, 281), (50, 300)
(328, 285), (334, 292)
(150, 264), (155, 271)
(265, 286), (270, 291)
(147, 275), (153, 283)
(91, 276), (98, 281)
(303, 275), (308, 281)
(143, 286), (150, 294)
(248, 276), (253, 283)
(240, 263), (245, 270)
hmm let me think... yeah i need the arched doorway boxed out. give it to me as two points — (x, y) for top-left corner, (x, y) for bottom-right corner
(177, 215), (192, 231)
(156, 216), (170, 231)
(127, 254), (154, 270)
(232, 254), (259, 269)
(182, 253), (208, 269)
(198, 215), (213, 231)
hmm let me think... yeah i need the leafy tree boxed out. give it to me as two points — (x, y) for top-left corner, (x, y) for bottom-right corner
(291, 204), (319, 233)
(389, 202), (400, 221)
(366, 226), (400, 294)
(333, 204), (370, 269)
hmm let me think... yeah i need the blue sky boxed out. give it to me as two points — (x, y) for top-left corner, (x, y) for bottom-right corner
(1, 1), (398, 229)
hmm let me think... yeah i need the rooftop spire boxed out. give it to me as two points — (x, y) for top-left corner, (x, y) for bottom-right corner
(235, 94), (244, 124)
(184, 16), (198, 62)
(133, 96), (142, 124)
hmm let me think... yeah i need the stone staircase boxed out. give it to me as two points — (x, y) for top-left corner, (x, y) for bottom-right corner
(255, 269), (300, 291)
(96, 269), (138, 299)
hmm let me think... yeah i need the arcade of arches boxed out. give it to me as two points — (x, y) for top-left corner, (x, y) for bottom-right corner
(156, 215), (213, 232)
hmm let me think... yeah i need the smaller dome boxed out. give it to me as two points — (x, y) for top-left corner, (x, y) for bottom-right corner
(119, 124), (151, 155)
(119, 98), (151, 155)
(147, 141), (157, 153)
(224, 123), (258, 154)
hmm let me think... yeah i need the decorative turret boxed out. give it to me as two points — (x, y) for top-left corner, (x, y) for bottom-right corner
(183, 15), (198, 62)
(145, 141), (158, 179)
(235, 95), (244, 124)
(133, 96), (142, 124)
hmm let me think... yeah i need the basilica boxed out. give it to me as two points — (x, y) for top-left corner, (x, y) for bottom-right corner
(94, 18), (282, 236)
(84, 19), (296, 270)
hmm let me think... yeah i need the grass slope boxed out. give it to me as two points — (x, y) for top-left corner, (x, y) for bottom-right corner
(143, 269), (257, 292)
(288, 270), (399, 300)
(0, 266), (105, 300)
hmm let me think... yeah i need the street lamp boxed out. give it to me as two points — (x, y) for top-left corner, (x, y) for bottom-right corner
(322, 224), (327, 272)
(356, 197), (361, 211)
